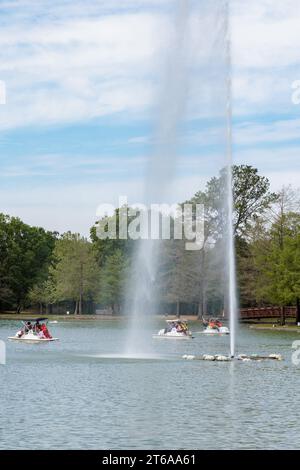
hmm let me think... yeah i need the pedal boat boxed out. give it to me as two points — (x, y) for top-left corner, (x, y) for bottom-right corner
(153, 319), (193, 339)
(8, 318), (59, 344)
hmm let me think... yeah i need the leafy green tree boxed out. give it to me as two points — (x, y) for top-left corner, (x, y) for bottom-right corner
(232, 165), (278, 236)
(235, 187), (300, 308)
(52, 233), (100, 314)
(28, 278), (56, 314)
(158, 240), (198, 315)
(255, 213), (300, 307)
(99, 249), (128, 314)
(0, 214), (56, 312)
(90, 207), (134, 266)
(185, 165), (277, 313)
(188, 165), (277, 238)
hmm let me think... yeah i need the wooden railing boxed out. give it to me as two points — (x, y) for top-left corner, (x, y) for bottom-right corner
(239, 306), (297, 320)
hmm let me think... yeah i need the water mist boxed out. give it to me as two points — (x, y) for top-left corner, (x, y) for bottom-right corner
(124, 0), (238, 359)
(225, 0), (237, 358)
(124, 0), (191, 355)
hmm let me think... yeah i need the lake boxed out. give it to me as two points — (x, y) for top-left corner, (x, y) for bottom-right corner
(0, 319), (299, 450)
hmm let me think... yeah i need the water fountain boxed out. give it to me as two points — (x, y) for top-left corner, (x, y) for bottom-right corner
(124, 0), (238, 360)
(224, 0), (237, 358)
(124, 0), (191, 356)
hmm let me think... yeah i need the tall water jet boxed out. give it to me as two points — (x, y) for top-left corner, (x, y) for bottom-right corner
(225, 0), (237, 358)
(124, 0), (238, 358)
(124, 0), (191, 355)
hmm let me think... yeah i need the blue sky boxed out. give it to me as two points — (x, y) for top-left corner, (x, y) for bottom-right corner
(0, 0), (299, 235)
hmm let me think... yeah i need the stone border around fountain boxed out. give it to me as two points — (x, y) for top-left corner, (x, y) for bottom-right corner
(182, 353), (283, 362)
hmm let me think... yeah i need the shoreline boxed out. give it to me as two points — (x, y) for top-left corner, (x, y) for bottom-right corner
(1, 314), (298, 328)
(249, 324), (300, 332)
(0, 313), (202, 322)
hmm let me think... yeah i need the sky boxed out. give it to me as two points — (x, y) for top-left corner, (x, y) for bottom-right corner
(0, 0), (299, 235)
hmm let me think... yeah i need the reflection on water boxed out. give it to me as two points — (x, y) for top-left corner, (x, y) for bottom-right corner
(0, 320), (299, 450)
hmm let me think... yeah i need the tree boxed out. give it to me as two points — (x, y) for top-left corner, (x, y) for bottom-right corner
(90, 207), (134, 267)
(232, 165), (278, 236)
(235, 186), (300, 309)
(182, 165), (277, 314)
(98, 249), (128, 314)
(267, 185), (300, 249)
(28, 278), (56, 314)
(158, 240), (198, 316)
(0, 214), (56, 312)
(188, 165), (277, 238)
(255, 213), (300, 309)
(157, 236), (224, 317)
(51, 233), (100, 314)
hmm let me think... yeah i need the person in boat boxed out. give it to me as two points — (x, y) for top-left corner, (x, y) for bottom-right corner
(176, 321), (187, 334)
(182, 322), (188, 333)
(25, 321), (32, 333)
(17, 328), (25, 338)
(208, 318), (223, 329)
(208, 319), (219, 329)
(34, 322), (43, 337)
(17, 321), (31, 337)
(41, 323), (52, 339)
(38, 328), (45, 338)
(34, 321), (41, 334)
(175, 321), (189, 335)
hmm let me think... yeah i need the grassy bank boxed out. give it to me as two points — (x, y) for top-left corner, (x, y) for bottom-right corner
(0, 313), (201, 322)
(0, 313), (124, 321)
(249, 324), (300, 332)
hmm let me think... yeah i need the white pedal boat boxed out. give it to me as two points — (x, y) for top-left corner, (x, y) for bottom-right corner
(8, 318), (59, 344)
(203, 326), (230, 335)
(8, 331), (59, 344)
(153, 319), (193, 339)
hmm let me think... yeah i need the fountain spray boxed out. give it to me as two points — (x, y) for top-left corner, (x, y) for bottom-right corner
(225, 0), (237, 358)
(124, 0), (191, 355)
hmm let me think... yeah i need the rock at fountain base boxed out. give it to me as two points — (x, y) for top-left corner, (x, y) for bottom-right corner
(182, 353), (283, 362)
(237, 353), (282, 361)
(182, 354), (231, 361)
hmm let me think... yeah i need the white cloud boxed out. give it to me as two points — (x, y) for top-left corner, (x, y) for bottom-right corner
(233, 119), (300, 146)
(0, 0), (299, 130)
(1, 0), (300, 233)
(231, 0), (300, 115)
(232, 7), (300, 69)
(0, 10), (171, 129)
(0, 2), (230, 129)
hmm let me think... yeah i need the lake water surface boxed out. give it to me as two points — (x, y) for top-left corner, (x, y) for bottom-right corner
(0, 319), (299, 449)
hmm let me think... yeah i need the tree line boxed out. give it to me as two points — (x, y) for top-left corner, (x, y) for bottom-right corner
(0, 165), (299, 315)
